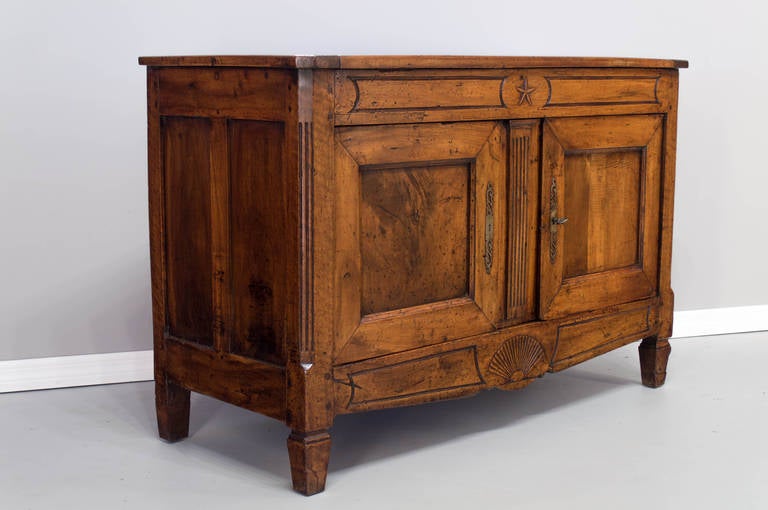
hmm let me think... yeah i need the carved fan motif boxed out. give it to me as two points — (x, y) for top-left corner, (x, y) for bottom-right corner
(488, 335), (547, 383)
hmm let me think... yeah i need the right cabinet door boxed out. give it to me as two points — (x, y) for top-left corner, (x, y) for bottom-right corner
(539, 115), (663, 319)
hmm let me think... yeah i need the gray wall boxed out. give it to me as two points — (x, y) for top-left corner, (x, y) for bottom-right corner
(1, 0), (764, 360)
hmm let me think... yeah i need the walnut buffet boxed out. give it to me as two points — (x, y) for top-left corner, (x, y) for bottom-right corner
(139, 55), (687, 495)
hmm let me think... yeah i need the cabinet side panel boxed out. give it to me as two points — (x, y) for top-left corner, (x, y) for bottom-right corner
(229, 120), (290, 365)
(163, 117), (214, 346)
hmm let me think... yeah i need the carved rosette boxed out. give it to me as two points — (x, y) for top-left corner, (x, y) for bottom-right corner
(487, 335), (549, 389)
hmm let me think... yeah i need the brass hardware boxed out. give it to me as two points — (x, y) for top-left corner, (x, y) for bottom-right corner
(484, 183), (494, 274)
(549, 178), (561, 263)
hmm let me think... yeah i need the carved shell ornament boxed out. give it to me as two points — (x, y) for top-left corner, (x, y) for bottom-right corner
(488, 335), (548, 385)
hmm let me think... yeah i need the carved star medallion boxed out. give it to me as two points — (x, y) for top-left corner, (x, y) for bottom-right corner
(516, 77), (536, 105)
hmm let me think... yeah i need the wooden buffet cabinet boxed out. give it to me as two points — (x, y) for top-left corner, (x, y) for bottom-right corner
(139, 55), (687, 495)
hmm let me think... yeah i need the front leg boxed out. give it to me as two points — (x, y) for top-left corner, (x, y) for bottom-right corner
(287, 430), (331, 496)
(638, 336), (671, 388)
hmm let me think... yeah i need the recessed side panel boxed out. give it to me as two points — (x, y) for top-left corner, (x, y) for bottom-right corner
(228, 120), (290, 364)
(360, 164), (471, 315)
(163, 116), (214, 346)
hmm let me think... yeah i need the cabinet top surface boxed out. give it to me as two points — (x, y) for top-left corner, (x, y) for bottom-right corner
(138, 55), (688, 69)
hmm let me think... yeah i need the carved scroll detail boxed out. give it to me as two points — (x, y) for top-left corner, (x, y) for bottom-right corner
(549, 177), (558, 263)
(484, 183), (494, 274)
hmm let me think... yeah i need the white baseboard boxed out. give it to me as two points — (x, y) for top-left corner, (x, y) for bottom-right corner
(1, 305), (766, 393)
(671, 304), (768, 338)
(0, 350), (154, 393)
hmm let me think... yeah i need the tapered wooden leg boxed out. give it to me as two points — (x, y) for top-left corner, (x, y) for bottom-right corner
(156, 376), (190, 442)
(639, 336), (671, 388)
(287, 430), (331, 496)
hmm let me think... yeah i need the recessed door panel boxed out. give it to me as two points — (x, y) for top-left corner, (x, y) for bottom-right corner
(360, 164), (471, 315)
(540, 115), (662, 319)
(563, 149), (641, 278)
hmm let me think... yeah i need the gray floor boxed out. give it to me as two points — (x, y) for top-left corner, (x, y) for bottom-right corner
(2, 333), (766, 509)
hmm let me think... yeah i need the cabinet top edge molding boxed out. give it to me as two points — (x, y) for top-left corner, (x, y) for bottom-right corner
(138, 55), (689, 70)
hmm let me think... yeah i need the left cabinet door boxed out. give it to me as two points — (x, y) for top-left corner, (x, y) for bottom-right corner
(333, 122), (507, 364)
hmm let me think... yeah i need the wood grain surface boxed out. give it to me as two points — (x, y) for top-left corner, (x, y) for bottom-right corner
(140, 55), (688, 69)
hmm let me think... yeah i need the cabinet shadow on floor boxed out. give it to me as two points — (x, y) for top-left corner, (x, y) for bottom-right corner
(329, 354), (637, 471)
(127, 346), (639, 480)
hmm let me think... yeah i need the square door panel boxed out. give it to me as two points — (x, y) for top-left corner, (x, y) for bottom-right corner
(360, 164), (470, 315)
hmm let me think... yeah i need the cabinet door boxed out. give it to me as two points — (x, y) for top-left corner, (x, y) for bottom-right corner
(539, 115), (663, 319)
(334, 122), (507, 363)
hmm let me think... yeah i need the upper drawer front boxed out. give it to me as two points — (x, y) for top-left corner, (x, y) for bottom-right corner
(334, 68), (677, 125)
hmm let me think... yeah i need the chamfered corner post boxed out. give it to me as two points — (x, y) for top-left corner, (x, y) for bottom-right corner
(639, 336), (671, 388)
(284, 66), (337, 496)
(146, 64), (191, 443)
(641, 68), (678, 391)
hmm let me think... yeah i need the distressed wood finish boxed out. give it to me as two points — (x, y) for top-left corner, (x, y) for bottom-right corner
(539, 115), (663, 319)
(139, 55), (688, 70)
(142, 55), (685, 496)
(155, 376), (190, 442)
(506, 120), (540, 324)
(552, 303), (656, 369)
(228, 120), (291, 364)
(333, 68), (680, 125)
(164, 336), (286, 420)
(333, 121), (507, 364)
(359, 163), (470, 315)
(162, 116), (214, 347)
(639, 336), (672, 387)
(287, 431), (332, 495)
